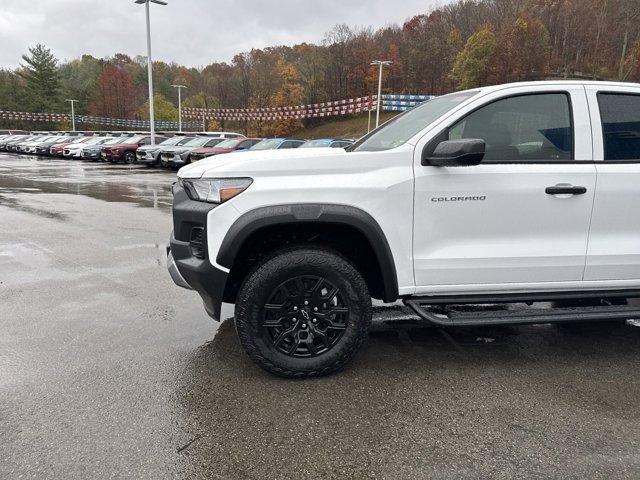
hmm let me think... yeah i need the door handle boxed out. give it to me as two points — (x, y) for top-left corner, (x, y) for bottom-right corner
(545, 185), (587, 196)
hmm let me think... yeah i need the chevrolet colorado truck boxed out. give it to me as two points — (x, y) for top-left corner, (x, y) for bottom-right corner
(168, 81), (640, 378)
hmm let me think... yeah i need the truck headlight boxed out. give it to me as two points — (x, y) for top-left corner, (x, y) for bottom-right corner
(180, 178), (253, 204)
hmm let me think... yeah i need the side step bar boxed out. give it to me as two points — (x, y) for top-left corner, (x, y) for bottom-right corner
(405, 290), (640, 327)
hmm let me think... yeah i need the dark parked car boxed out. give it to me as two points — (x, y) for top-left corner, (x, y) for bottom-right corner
(188, 138), (263, 162)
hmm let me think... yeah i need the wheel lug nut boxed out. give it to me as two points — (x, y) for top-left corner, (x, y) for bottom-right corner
(313, 307), (318, 312)
(293, 306), (298, 311)
(304, 301), (309, 306)
(292, 318), (297, 321)
(302, 324), (307, 329)
(312, 318), (317, 323)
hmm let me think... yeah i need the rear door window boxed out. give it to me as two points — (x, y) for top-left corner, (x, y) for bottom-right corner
(597, 93), (640, 161)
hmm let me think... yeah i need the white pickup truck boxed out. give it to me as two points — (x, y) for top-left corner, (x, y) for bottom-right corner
(168, 80), (640, 378)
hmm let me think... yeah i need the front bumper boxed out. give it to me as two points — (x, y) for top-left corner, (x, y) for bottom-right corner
(136, 150), (159, 164)
(81, 151), (101, 160)
(103, 152), (123, 162)
(169, 157), (186, 167)
(167, 184), (227, 321)
(167, 250), (191, 289)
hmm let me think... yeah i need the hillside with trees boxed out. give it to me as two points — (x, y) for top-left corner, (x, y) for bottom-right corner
(2, 0), (640, 134)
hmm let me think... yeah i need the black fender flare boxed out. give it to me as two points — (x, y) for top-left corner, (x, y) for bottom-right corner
(216, 204), (399, 302)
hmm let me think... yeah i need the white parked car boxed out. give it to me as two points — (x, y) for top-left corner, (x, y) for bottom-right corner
(168, 81), (640, 377)
(63, 136), (111, 158)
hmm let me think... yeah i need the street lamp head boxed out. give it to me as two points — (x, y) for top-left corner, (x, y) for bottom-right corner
(371, 60), (393, 66)
(135, 0), (168, 4)
(171, 84), (187, 89)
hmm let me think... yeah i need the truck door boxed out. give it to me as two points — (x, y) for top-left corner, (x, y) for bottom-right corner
(584, 86), (640, 282)
(412, 85), (597, 291)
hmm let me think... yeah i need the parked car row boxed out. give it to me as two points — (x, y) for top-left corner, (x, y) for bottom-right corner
(0, 131), (355, 169)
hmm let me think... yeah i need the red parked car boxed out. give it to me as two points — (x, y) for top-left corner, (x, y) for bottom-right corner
(102, 134), (167, 164)
(188, 138), (262, 162)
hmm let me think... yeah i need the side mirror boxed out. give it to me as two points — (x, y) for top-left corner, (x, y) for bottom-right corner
(423, 139), (485, 167)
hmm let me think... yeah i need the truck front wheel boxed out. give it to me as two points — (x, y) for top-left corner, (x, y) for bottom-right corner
(235, 247), (371, 378)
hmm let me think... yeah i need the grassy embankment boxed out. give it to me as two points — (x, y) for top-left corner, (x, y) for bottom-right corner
(291, 111), (398, 140)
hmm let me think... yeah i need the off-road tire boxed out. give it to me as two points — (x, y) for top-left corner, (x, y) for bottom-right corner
(235, 246), (371, 379)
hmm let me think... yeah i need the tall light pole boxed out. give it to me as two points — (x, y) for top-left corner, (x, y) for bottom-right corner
(371, 60), (392, 129)
(171, 84), (187, 132)
(66, 99), (78, 132)
(135, 0), (167, 146)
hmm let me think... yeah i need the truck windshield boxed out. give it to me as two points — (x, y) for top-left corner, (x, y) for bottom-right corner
(350, 91), (478, 152)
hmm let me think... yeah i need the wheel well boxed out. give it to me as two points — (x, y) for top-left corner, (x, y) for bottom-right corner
(222, 222), (387, 303)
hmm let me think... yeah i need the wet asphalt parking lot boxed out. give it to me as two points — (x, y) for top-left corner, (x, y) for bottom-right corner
(1, 154), (640, 479)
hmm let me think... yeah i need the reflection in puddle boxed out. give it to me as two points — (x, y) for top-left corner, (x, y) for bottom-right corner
(0, 155), (175, 211)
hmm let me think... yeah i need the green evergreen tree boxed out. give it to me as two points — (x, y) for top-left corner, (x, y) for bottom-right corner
(18, 44), (61, 111)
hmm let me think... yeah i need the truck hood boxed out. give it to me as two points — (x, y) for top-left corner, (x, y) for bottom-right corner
(178, 147), (347, 179)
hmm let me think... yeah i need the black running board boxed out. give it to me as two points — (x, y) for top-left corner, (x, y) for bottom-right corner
(405, 290), (640, 327)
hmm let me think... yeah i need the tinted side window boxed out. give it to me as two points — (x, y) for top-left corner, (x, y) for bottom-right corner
(597, 93), (640, 161)
(448, 93), (573, 162)
(280, 141), (295, 149)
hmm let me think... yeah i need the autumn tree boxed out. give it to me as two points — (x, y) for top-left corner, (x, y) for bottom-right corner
(616, 0), (640, 80)
(450, 27), (498, 89)
(89, 64), (138, 118)
(497, 15), (550, 83)
(265, 60), (304, 137)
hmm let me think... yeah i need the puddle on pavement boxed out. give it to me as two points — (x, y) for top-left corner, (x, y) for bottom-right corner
(0, 155), (174, 211)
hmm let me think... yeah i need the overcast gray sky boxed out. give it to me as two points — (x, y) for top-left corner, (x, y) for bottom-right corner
(0, 0), (447, 68)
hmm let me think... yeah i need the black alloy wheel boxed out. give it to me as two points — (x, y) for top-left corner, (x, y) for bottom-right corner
(263, 275), (349, 358)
